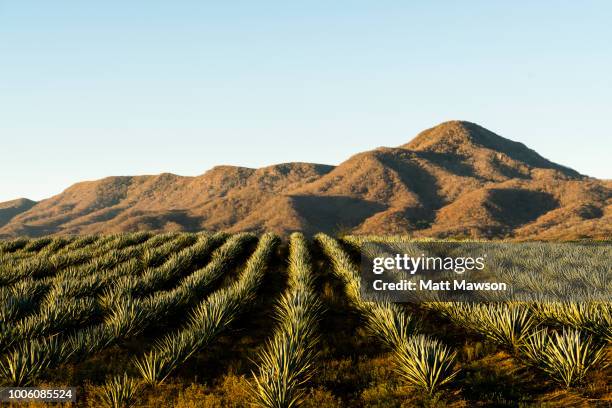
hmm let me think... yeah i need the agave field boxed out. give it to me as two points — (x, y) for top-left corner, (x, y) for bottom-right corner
(0, 233), (609, 407)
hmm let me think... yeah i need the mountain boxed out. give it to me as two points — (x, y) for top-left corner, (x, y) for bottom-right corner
(1, 121), (610, 240)
(0, 198), (37, 229)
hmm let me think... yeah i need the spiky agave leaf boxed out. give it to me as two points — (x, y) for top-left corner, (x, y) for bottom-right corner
(477, 304), (537, 350)
(435, 303), (537, 350)
(0, 337), (71, 386)
(522, 328), (608, 387)
(363, 303), (418, 350)
(394, 335), (459, 395)
(97, 373), (140, 408)
(133, 350), (173, 386)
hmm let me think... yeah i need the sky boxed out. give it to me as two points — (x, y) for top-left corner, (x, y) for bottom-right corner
(1, 1), (611, 202)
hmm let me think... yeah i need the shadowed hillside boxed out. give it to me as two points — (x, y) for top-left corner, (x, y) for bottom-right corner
(1, 121), (610, 240)
(0, 198), (37, 228)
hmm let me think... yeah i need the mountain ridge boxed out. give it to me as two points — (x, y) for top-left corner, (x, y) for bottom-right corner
(2, 121), (609, 240)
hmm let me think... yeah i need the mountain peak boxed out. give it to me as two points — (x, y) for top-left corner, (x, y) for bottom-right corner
(403, 120), (512, 152)
(402, 120), (581, 177)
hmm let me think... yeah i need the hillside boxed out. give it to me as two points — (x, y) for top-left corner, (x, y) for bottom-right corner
(0, 198), (37, 228)
(1, 121), (610, 239)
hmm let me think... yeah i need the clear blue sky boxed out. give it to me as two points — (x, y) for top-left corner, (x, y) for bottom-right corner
(1, 1), (610, 202)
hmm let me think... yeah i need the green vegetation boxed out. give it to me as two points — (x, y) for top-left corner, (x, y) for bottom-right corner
(97, 374), (140, 408)
(433, 303), (537, 350)
(0, 233), (609, 407)
(315, 234), (458, 396)
(393, 335), (459, 396)
(134, 233), (278, 385)
(250, 233), (322, 407)
(521, 328), (608, 388)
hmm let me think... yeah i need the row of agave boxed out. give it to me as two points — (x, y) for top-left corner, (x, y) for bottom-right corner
(68, 234), (252, 357)
(0, 244), (143, 336)
(0, 237), (33, 255)
(431, 302), (609, 387)
(108, 234), (253, 345)
(0, 236), (72, 258)
(0, 233), (184, 324)
(0, 234), (147, 286)
(0, 233), (254, 386)
(99, 233), (228, 305)
(43, 235), (196, 304)
(133, 233), (279, 385)
(0, 232), (158, 286)
(0, 297), (99, 353)
(48, 233), (205, 306)
(1, 234), (120, 265)
(530, 301), (612, 343)
(0, 235), (167, 329)
(250, 232), (323, 407)
(0, 234), (204, 353)
(0, 231), (156, 260)
(315, 234), (459, 396)
(91, 234), (278, 408)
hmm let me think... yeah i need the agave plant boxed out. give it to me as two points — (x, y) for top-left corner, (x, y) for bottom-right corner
(252, 328), (319, 408)
(363, 303), (418, 350)
(0, 337), (71, 386)
(68, 324), (115, 360)
(105, 298), (151, 339)
(394, 335), (459, 395)
(133, 350), (174, 386)
(473, 304), (537, 350)
(435, 303), (537, 350)
(522, 328), (608, 387)
(0, 279), (46, 323)
(97, 374), (140, 408)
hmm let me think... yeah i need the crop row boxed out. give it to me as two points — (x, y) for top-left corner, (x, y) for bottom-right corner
(250, 232), (323, 407)
(0, 234), (219, 352)
(133, 233), (279, 384)
(0, 233), (191, 324)
(0, 234), (255, 386)
(316, 234), (459, 395)
(430, 302), (608, 387)
(0, 232), (158, 286)
(0, 236), (76, 259)
(0, 232), (147, 266)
